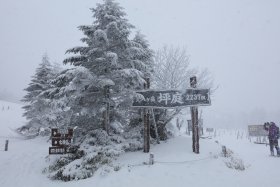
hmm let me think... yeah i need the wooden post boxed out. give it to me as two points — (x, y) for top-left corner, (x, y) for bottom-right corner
(103, 86), (110, 134)
(176, 117), (179, 130)
(190, 76), (199, 154)
(5, 140), (9, 151)
(106, 99), (110, 134)
(149, 153), (154, 165)
(187, 120), (191, 135)
(150, 109), (160, 144)
(237, 131), (240, 139)
(222, 145), (227, 157)
(143, 78), (150, 153)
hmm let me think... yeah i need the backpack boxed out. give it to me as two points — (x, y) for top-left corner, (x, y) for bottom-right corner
(277, 126), (280, 139)
(269, 124), (279, 140)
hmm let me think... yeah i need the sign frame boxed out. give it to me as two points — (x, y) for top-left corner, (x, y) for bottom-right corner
(206, 128), (214, 133)
(132, 89), (211, 108)
(49, 128), (74, 155)
(248, 125), (268, 137)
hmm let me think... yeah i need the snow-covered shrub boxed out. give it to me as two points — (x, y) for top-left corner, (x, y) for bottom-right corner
(46, 127), (144, 181)
(220, 146), (245, 171)
(225, 157), (245, 171)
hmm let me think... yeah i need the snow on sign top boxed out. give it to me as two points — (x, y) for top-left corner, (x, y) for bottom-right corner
(132, 89), (211, 108)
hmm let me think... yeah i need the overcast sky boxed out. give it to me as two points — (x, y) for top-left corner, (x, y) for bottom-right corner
(1, 0), (280, 128)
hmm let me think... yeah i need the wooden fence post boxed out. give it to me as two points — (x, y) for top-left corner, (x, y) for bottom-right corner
(5, 140), (9, 151)
(143, 78), (150, 153)
(149, 153), (154, 165)
(222, 145), (227, 157)
(102, 86), (110, 135)
(150, 109), (160, 144)
(190, 76), (199, 154)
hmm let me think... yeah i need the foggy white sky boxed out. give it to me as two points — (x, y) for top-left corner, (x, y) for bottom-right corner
(1, 0), (280, 128)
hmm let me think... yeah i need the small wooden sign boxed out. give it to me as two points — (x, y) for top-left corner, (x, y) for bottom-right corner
(51, 128), (73, 137)
(51, 128), (59, 137)
(248, 125), (268, 137)
(206, 128), (214, 132)
(49, 146), (66, 154)
(187, 119), (203, 131)
(51, 137), (72, 146)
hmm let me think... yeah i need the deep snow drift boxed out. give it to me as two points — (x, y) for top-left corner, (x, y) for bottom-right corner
(0, 100), (279, 187)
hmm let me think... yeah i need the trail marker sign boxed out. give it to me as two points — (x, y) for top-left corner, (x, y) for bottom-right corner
(49, 128), (74, 155)
(187, 119), (203, 132)
(132, 89), (210, 108)
(134, 76), (211, 154)
(206, 128), (214, 133)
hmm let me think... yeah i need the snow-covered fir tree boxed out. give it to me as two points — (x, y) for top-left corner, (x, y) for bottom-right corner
(63, 0), (153, 132)
(41, 67), (102, 130)
(20, 54), (60, 136)
(45, 0), (154, 181)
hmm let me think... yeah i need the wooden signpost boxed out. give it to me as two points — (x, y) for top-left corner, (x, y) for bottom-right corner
(143, 78), (150, 153)
(248, 125), (268, 137)
(248, 125), (268, 144)
(190, 76), (199, 154)
(133, 76), (211, 154)
(49, 128), (74, 154)
(5, 140), (8, 151)
(133, 89), (210, 108)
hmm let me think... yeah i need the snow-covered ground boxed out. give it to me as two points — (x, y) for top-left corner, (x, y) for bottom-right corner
(0, 100), (279, 187)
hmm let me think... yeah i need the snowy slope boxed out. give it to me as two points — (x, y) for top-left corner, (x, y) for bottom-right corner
(0, 100), (26, 137)
(0, 100), (279, 187)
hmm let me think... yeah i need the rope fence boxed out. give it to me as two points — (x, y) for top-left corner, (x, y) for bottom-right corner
(127, 154), (215, 171)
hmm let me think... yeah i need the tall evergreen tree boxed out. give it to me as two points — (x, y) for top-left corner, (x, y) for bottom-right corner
(21, 54), (59, 135)
(43, 1), (154, 181)
(63, 0), (154, 130)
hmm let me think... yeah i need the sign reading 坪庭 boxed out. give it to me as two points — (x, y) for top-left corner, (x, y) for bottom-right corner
(132, 89), (211, 108)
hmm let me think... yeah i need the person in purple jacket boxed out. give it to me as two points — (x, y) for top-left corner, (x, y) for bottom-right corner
(264, 122), (280, 156)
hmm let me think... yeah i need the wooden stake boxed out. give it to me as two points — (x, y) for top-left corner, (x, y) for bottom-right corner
(103, 86), (110, 134)
(190, 76), (199, 154)
(150, 109), (160, 144)
(143, 78), (150, 153)
(222, 145), (227, 157)
(149, 153), (154, 165)
(5, 140), (8, 151)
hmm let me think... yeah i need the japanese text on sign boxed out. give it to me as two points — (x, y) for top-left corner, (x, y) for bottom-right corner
(49, 128), (74, 155)
(132, 89), (210, 108)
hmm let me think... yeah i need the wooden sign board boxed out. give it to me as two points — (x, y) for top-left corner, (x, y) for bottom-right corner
(248, 125), (268, 136)
(49, 128), (74, 155)
(51, 137), (72, 146)
(49, 146), (76, 155)
(49, 147), (66, 154)
(187, 119), (203, 131)
(206, 128), (214, 132)
(187, 120), (192, 132)
(51, 128), (73, 138)
(132, 89), (210, 108)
